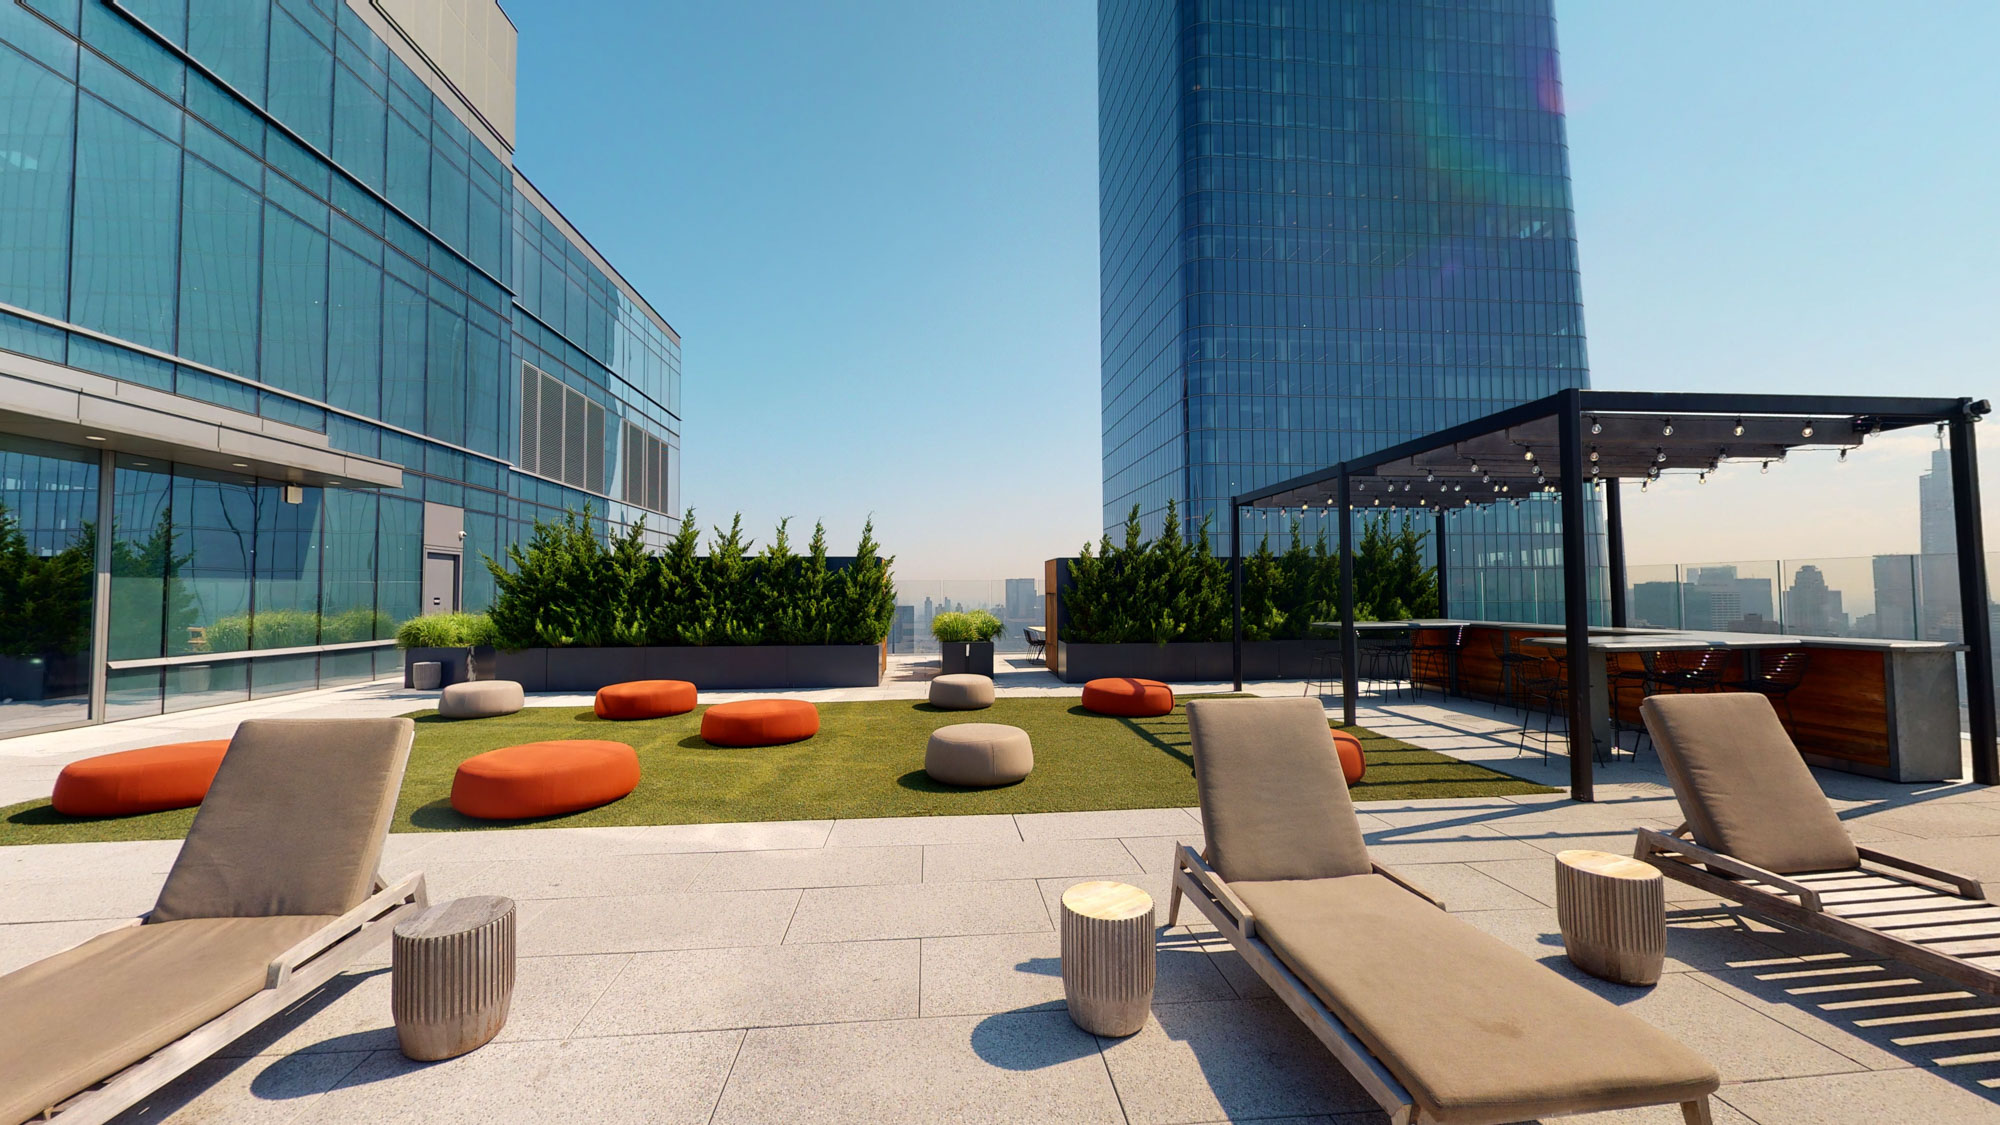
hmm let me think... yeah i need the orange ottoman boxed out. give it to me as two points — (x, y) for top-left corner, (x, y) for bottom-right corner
(451, 740), (640, 820)
(51, 739), (232, 817)
(1330, 729), (1366, 786)
(700, 699), (819, 747)
(595, 679), (697, 720)
(1080, 677), (1175, 718)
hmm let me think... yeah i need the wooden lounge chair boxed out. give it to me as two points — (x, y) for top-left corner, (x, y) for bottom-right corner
(0, 718), (428, 1125)
(1636, 693), (1999, 995)
(1169, 697), (1719, 1125)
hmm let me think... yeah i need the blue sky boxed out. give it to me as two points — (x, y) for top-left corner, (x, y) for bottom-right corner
(505, 1), (2000, 580)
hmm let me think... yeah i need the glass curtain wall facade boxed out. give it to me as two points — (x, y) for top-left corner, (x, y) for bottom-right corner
(0, 0), (681, 734)
(1099, 0), (1591, 620)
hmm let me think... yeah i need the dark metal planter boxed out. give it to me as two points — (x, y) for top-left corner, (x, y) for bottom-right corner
(490, 644), (885, 693)
(403, 646), (474, 688)
(1054, 640), (1321, 684)
(939, 641), (995, 677)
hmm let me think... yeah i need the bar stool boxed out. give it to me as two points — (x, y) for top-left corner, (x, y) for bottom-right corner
(1489, 632), (1540, 719)
(1410, 624), (1464, 701)
(1729, 649), (1810, 727)
(1605, 652), (1654, 759)
(1304, 631), (1343, 698)
(1519, 651), (1568, 763)
(1363, 626), (1413, 701)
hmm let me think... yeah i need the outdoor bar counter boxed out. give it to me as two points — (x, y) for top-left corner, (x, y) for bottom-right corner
(1395, 620), (1964, 783)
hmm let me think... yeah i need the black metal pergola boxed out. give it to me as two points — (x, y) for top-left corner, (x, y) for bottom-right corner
(1228, 388), (1997, 801)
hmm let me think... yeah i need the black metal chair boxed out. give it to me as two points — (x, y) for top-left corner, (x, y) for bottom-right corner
(1409, 624), (1464, 701)
(1648, 649), (1730, 695)
(1731, 649), (1810, 727)
(1362, 626), (1414, 701)
(1304, 645), (1344, 698)
(1024, 626), (1047, 662)
(1489, 632), (1540, 719)
(1605, 651), (1654, 759)
(1518, 651), (1568, 764)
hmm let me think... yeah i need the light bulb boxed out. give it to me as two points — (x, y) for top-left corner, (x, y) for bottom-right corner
(1524, 449), (1535, 461)
(1641, 480), (1649, 493)
(1698, 472), (1707, 485)
(1426, 470), (1434, 482)
(1469, 462), (1479, 473)
(1734, 419), (1745, 437)
(1589, 464), (1599, 476)
(1838, 448), (1848, 462)
(1761, 461), (1771, 474)
(1802, 422), (1815, 438)
(1662, 419), (1674, 437)
(1590, 418), (1602, 435)
(1482, 473), (1491, 483)
(1452, 483), (1461, 492)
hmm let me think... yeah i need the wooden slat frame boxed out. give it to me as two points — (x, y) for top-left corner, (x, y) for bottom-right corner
(38, 871), (429, 1125)
(1635, 826), (2000, 997)
(1168, 846), (1715, 1125)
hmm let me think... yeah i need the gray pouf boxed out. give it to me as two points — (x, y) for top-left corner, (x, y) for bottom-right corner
(438, 680), (524, 720)
(929, 673), (996, 710)
(926, 723), (1033, 787)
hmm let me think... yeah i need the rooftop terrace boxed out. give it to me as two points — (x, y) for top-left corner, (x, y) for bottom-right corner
(4, 657), (1998, 1123)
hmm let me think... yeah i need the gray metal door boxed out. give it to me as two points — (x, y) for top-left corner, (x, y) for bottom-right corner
(423, 552), (461, 615)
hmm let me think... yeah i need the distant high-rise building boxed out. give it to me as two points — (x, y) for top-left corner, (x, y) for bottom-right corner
(1004, 578), (1039, 621)
(891, 605), (917, 653)
(1785, 565), (1848, 637)
(1918, 447), (1959, 639)
(1098, 0), (1591, 621)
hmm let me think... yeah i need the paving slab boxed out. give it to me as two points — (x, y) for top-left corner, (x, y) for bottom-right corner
(1095, 998), (1376, 1124)
(825, 814), (1022, 847)
(919, 929), (1235, 1017)
(115, 1050), (372, 1124)
(689, 844), (923, 891)
(518, 889), (802, 956)
(0, 917), (120, 974)
(573, 939), (919, 1034)
(1716, 1065), (2000, 1123)
(1119, 834), (1207, 875)
(1013, 808), (1202, 841)
(785, 879), (1051, 943)
(449, 852), (718, 901)
(1388, 861), (1546, 911)
(923, 838), (1143, 883)
(709, 1011), (1125, 1125)
(293, 1032), (744, 1125)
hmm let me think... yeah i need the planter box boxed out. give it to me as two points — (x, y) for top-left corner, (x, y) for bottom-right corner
(1055, 640), (1326, 684)
(491, 643), (885, 693)
(939, 641), (995, 677)
(401, 645), (500, 688)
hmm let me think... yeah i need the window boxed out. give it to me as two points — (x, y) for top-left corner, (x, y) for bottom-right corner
(518, 361), (603, 493)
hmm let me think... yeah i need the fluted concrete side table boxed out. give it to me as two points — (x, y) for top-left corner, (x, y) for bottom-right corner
(1060, 881), (1156, 1036)
(392, 895), (517, 1060)
(1556, 850), (1665, 986)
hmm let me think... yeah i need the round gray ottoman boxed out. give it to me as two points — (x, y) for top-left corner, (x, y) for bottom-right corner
(929, 673), (995, 710)
(926, 723), (1033, 787)
(438, 680), (524, 720)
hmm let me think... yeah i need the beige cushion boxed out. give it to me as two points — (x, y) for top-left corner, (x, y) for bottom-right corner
(929, 673), (995, 710)
(439, 680), (525, 719)
(150, 718), (415, 923)
(925, 723), (1033, 787)
(1187, 697), (1371, 881)
(1233, 875), (1718, 1122)
(1642, 694), (1859, 874)
(0, 915), (333, 1125)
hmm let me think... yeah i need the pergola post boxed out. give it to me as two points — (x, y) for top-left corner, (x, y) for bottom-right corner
(1605, 478), (1628, 628)
(1948, 407), (1997, 785)
(1434, 505), (1449, 618)
(1231, 499), (1244, 693)
(1558, 391), (1595, 802)
(1339, 472), (1357, 727)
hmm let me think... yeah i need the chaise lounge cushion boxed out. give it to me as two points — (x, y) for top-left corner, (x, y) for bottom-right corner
(149, 718), (415, 923)
(1642, 693), (1860, 875)
(1231, 874), (1719, 1123)
(1188, 697), (1372, 881)
(0, 914), (333, 1125)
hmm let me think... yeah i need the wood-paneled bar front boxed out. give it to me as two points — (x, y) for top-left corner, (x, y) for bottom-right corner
(1391, 620), (1963, 782)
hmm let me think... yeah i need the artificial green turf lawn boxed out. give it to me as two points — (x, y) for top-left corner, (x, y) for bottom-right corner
(0, 696), (1555, 845)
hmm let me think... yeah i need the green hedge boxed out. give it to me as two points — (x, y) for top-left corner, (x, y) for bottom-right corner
(394, 612), (499, 649)
(932, 609), (1004, 643)
(202, 607), (397, 652)
(1062, 502), (1438, 644)
(484, 507), (896, 650)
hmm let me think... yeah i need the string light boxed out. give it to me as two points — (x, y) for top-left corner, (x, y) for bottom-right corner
(1523, 448), (1535, 461)
(1761, 461), (1771, 474)
(1641, 480), (1649, 493)
(1662, 419), (1674, 437)
(1801, 421), (1815, 438)
(1426, 470), (1434, 482)
(1698, 471), (1707, 485)
(1589, 447), (1599, 462)
(1838, 448), (1849, 463)
(1589, 417), (1602, 435)
(1733, 418), (1746, 437)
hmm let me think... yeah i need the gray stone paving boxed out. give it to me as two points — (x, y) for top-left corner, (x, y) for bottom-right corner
(3, 664), (2000, 1121)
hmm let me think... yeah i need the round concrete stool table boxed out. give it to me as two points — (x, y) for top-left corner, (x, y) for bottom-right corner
(924, 723), (1033, 787)
(1555, 849), (1666, 986)
(928, 673), (995, 710)
(1059, 881), (1157, 1037)
(392, 895), (517, 1061)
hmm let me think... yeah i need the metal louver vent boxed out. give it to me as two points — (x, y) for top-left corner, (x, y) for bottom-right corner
(518, 363), (540, 474)
(561, 386), (587, 487)
(585, 402), (606, 493)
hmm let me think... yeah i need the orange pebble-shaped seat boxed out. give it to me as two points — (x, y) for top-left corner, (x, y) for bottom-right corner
(450, 740), (640, 820)
(51, 739), (232, 817)
(1330, 729), (1366, 786)
(700, 699), (819, 747)
(1080, 677), (1175, 718)
(594, 679), (697, 720)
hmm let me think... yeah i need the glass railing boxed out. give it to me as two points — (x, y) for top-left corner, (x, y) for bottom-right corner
(890, 579), (1046, 655)
(1620, 553), (1975, 642)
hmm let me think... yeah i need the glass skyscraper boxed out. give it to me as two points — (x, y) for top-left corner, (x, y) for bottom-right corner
(0, 0), (679, 735)
(1099, 0), (1590, 618)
